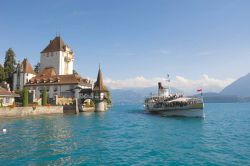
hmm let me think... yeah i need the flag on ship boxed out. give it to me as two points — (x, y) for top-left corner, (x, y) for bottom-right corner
(197, 88), (202, 92)
(197, 88), (203, 96)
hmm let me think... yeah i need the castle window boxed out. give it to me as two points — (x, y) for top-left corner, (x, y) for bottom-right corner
(5, 97), (10, 103)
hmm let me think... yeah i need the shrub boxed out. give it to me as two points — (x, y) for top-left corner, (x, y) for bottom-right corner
(22, 87), (29, 107)
(42, 87), (48, 106)
(32, 102), (38, 105)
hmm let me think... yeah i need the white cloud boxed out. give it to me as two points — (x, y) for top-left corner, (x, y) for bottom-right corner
(172, 74), (235, 94)
(105, 76), (163, 89)
(104, 75), (235, 95)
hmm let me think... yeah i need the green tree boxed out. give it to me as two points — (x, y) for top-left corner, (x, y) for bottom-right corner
(4, 48), (16, 88)
(22, 87), (29, 106)
(0, 64), (6, 82)
(106, 90), (112, 105)
(73, 69), (78, 75)
(42, 87), (48, 106)
(0, 99), (3, 107)
(34, 62), (40, 74)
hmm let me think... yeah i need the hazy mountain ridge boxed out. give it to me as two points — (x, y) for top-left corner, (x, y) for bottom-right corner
(220, 73), (250, 97)
(110, 73), (250, 104)
(111, 87), (180, 104)
(193, 93), (250, 103)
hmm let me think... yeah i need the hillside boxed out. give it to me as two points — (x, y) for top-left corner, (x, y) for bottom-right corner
(110, 73), (250, 104)
(220, 73), (250, 97)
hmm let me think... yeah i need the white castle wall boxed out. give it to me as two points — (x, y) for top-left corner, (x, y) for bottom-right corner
(29, 84), (75, 99)
(40, 51), (61, 75)
(28, 83), (91, 100)
(13, 73), (36, 90)
(40, 51), (74, 75)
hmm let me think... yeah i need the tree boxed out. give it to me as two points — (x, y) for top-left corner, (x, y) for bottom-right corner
(22, 87), (29, 106)
(0, 99), (3, 107)
(105, 90), (112, 105)
(0, 64), (6, 82)
(4, 48), (16, 88)
(42, 87), (48, 106)
(34, 62), (40, 74)
(73, 69), (78, 75)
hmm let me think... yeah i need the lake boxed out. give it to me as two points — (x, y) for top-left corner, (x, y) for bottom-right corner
(0, 103), (250, 165)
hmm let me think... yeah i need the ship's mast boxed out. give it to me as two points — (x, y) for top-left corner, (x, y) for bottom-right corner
(166, 74), (171, 95)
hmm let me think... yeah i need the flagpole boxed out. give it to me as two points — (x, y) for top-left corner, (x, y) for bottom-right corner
(197, 88), (203, 99)
(167, 74), (170, 95)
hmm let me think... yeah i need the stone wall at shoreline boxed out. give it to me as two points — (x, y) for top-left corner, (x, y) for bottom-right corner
(0, 106), (63, 117)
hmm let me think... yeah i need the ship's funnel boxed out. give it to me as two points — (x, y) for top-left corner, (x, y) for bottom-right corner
(158, 82), (164, 90)
(158, 82), (162, 89)
(158, 82), (169, 97)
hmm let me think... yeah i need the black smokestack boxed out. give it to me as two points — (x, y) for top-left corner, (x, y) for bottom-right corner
(158, 82), (163, 89)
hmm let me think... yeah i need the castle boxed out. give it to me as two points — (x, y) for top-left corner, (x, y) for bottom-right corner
(12, 36), (109, 111)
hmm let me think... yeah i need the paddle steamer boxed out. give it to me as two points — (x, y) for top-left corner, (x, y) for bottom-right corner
(144, 81), (204, 118)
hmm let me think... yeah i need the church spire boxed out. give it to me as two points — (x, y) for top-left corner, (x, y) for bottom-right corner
(93, 65), (107, 92)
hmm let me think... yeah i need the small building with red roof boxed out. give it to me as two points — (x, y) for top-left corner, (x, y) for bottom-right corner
(0, 82), (15, 107)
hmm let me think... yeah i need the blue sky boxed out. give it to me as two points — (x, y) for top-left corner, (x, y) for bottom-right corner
(0, 0), (250, 91)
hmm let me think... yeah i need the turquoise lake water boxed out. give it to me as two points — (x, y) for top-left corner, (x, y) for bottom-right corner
(0, 103), (250, 165)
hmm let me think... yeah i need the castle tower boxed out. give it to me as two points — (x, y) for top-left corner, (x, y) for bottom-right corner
(93, 66), (108, 111)
(40, 36), (74, 75)
(13, 58), (36, 91)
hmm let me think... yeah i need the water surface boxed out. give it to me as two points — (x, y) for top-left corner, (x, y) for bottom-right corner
(0, 103), (250, 165)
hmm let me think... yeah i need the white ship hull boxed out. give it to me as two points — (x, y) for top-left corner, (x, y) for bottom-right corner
(145, 100), (205, 118)
(145, 107), (204, 118)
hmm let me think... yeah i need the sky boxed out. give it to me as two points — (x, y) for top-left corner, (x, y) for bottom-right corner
(0, 0), (250, 93)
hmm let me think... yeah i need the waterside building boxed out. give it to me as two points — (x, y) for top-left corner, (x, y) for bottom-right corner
(12, 36), (109, 111)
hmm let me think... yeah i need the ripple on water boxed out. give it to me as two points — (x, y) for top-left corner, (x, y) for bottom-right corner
(0, 103), (250, 165)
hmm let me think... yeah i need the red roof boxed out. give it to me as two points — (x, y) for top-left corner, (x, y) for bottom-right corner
(0, 87), (14, 96)
(22, 58), (36, 74)
(41, 36), (69, 53)
(26, 67), (92, 86)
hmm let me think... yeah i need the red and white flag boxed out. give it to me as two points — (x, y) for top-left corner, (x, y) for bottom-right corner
(197, 88), (202, 92)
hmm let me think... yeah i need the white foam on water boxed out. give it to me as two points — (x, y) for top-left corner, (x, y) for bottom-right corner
(2, 129), (7, 134)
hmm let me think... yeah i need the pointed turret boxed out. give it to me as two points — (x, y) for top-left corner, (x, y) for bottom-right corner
(93, 66), (107, 92)
(93, 65), (109, 111)
(22, 58), (36, 75)
(13, 58), (36, 91)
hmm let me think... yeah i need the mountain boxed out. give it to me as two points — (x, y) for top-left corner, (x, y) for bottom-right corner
(192, 92), (239, 103)
(111, 88), (250, 104)
(220, 73), (250, 97)
(110, 73), (250, 104)
(111, 89), (144, 104)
